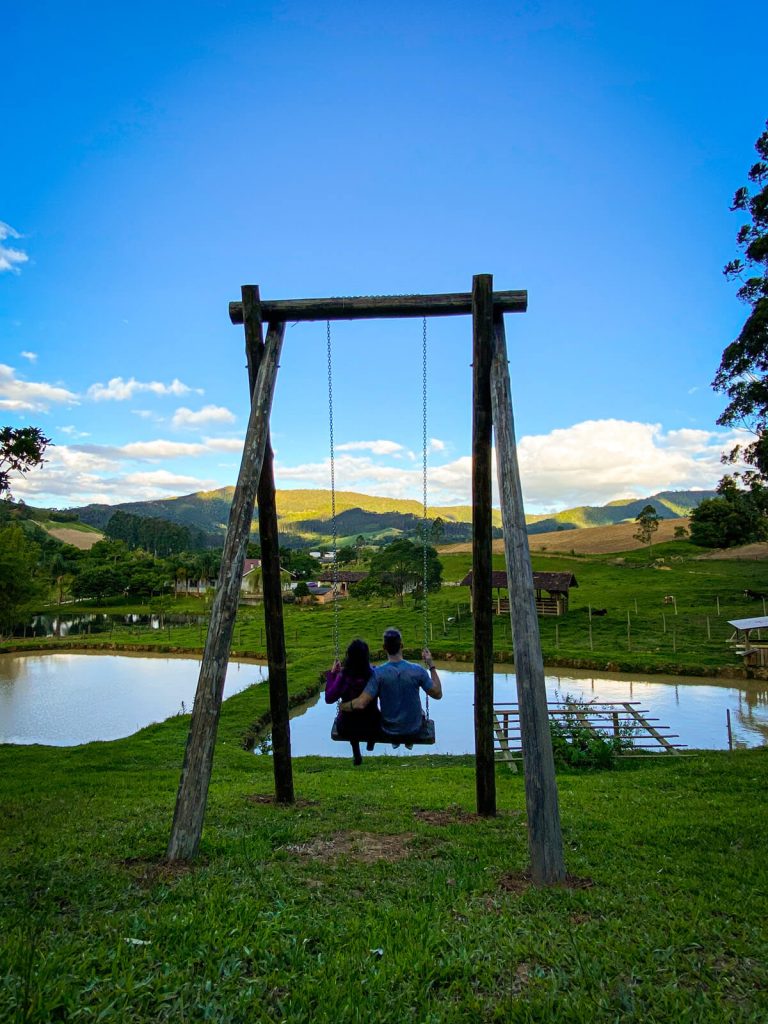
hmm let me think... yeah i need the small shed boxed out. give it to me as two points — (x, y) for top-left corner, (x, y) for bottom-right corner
(318, 570), (369, 596)
(461, 569), (578, 617)
(728, 616), (768, 667)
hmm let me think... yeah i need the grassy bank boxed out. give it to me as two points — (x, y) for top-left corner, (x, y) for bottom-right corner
(1, 699), (766, 1022)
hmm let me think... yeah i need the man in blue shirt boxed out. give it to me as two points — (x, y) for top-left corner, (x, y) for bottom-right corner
(340, 627), (442, 737)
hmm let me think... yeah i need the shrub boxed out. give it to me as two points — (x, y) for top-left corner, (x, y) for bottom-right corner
(549, 692), (635, 769)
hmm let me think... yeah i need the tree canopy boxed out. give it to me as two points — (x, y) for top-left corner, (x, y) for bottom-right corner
(713, 120), (768, 476)
(362, 539), (442, 604)
(0, 524), (46, 633)
(633, 504), (660, 550)
(689, 476), (768, 548)
(0, 426), (51, 499)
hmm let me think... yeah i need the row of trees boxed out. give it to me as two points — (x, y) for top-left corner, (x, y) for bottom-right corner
(105, 510), (211, 556)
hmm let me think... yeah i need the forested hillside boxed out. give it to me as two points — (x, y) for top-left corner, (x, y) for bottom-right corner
(70, 487), (717, 547)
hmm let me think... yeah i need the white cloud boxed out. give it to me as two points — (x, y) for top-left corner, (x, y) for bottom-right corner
(428, 438), (446, 453)
(9, 417), (737, 514)
(336, 439), (406, 456)
(58, 425), (90, 439)
(0, 363), (78, 412)
(87, 376), (203, 401)
(71, 436), (246, 463)
(120, 470), (217, 491)
(9, 445), (217, 505)
(172, 404), (236, 429)
(515, 419), (734, 511)
(0, 222), (28, 274)
(120, 440), (206, 460)
(205, 437), (245, 452)
(276, 419), (736, 509)
(277, 454), (431, 501)
(20, 351), (37, 362)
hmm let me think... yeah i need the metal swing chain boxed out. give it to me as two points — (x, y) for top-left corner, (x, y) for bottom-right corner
(326, 320), (340, 662)
(421, 316), (430, 717)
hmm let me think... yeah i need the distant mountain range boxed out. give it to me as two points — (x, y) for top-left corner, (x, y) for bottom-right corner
(69, 487), (717, 548)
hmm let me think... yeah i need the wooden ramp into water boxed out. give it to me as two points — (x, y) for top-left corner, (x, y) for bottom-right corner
(493, 701), (686, 770)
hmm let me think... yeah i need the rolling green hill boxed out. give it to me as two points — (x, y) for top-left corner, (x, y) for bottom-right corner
(526, 489), (716, 534)
(69, 486), (717, 548)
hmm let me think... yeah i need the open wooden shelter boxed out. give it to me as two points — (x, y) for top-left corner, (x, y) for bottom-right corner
(166, 276), (566, 886)
(461, 569), (579, 616)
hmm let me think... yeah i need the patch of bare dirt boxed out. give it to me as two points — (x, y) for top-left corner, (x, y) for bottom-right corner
(414, 807), (481, 825)
(498, 870), (594, 893)
(413, 806), (521, 826)
(120, 856), (196, 886)
(246, 794), (319, 808)
(283, 831), (413, 862)
(44, 526), (103, 550)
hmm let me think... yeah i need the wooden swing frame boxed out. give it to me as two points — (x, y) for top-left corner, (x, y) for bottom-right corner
(166, 275), (566, 886)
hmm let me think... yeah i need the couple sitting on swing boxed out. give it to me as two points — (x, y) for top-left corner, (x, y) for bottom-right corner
(325, 627), (443, 765)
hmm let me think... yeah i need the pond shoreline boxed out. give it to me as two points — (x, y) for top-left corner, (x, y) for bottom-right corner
(0, 639), (756, 681)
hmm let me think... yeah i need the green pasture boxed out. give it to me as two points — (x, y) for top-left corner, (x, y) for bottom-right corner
(13, 541), (768, 676)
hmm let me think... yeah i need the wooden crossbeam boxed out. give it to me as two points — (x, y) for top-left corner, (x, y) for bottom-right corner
(229, 289), (527, 325)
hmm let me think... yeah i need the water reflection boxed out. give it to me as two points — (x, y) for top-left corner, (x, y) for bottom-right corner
(271, 666), (768, 758)
(16, 612), (208, 639)
(0, 652), (265, 746)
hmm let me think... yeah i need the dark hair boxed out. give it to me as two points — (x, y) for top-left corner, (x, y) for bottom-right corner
(382, 628), (402, 655)
(344, 638), (372, 680)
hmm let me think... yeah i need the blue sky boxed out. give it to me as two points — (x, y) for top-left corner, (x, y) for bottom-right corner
(2, 0), (766, 513)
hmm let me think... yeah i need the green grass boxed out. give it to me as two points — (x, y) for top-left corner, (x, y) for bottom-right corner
(3, 540), (768, 1019)
(1, 710), (766, 1021)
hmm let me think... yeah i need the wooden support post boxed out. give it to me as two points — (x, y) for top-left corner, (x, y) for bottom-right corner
(472, 273), (496, 817)
(490, 311), (565, 886)
(242, 285), (294, 805)
(167, 320), (284, 862)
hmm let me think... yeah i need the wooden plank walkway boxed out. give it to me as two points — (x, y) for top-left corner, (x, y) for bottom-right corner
(493, 701), (686, 767)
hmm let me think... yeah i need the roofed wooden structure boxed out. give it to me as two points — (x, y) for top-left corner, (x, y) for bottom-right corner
(461, 569), (578, 616)
(728, 616), (768, 668)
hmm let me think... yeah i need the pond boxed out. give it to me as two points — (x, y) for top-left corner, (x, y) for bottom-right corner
(0, 653), (265, 746)
(3, 654), (766, 755)
(271, 665), (768, 758)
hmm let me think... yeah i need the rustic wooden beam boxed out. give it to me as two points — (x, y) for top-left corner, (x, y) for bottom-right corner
(490, 311), (565, 886)
(242, 286), (294, 805)
(472, 273), (496, 817)
(167, 320), (285, 863)
(229, 289), (527, 325)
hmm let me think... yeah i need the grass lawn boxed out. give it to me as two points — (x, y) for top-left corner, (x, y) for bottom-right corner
(1, 704), (766, 1022)
(3, 539), (768, 1021)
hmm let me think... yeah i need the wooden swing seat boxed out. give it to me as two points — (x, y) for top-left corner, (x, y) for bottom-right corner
(331, 717), (436, 747)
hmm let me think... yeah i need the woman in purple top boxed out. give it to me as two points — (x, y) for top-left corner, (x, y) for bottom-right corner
(325, 638), (381, 765)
